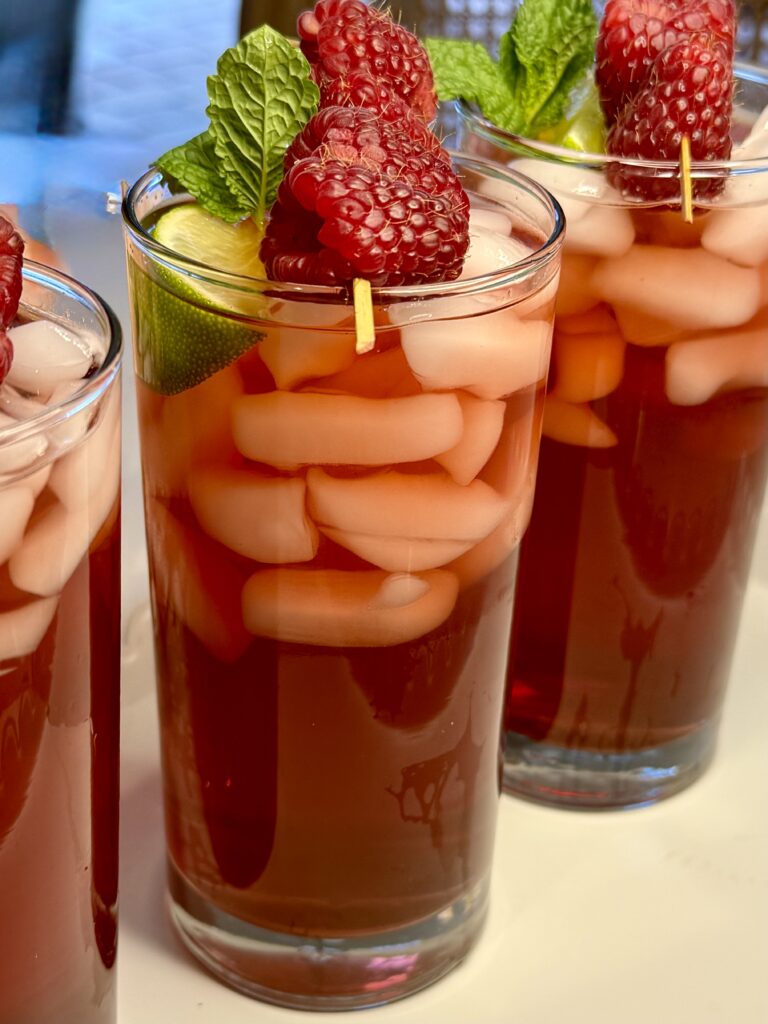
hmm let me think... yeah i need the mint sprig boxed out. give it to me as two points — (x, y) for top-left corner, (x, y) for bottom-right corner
(156, 26), (319, 223)
(426, 0), (599, 138)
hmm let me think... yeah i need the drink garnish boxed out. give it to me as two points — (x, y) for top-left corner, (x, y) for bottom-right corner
(426, 0), (600, 142)
(680, 134), (694, 222)
(0, 215), (24, 386)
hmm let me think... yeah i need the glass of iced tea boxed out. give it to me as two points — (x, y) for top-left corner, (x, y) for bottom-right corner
(122, 154), (563, 1009)
(0, 256), (122, 1023)
(457, 63), (768, 809)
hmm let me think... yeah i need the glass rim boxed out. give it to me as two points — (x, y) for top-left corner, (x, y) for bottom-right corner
(456, 60), (768, 176)
(121, 151), (565, 304)
(0, 260), (123, 449)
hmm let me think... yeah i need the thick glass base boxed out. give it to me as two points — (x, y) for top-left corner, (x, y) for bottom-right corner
(167, 862), (489, 1011)
(502, 719), (719, 810)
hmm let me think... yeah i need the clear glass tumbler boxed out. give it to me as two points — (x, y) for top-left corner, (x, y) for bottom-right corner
(0, 262), (122, 1024)
(457, 64), (768, 809)
(122, 154), (563, 1009)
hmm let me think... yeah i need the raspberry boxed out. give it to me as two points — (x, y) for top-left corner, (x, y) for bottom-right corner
(596, 0), (735, 123)
(319, 71), (412, 122)
(283, 106), (465, 213)
(607, 35), (734, 200)
(0, 215), (24, 386)
(297, 0), (437, 122)
(261, 157), (469, 286)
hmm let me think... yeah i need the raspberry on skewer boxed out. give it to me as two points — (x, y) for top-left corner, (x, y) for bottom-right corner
(0, 215), (24, 385)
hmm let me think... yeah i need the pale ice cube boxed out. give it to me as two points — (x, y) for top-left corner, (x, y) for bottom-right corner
(306, 468), (509, 543)
(26, 465), (51, 497)
(49, 391), (120, 508)
(511, 159), (610, 222)
(6, 321), (94, 396)
(557, 305), (619, 335)
(555, 254), (600, 317)
(732, 104), (768, 160)
(550, 329), (625, 403)
(232, 391), (463, 469)
(701, 205), (768, 268)
(10, 443), (119, 596)
(146, 502), (251, 663)
(400, 309), (551, 400)
(666, 314), (768, 405)
(242, 567), (459, 646)
(460, 225), (531, 281)
(321, 528), (472, 571)
(259, 303), (356, 389)
(0, 410), (48, 475)
(542, 396), (618, 448)
(374, 573), (430, 608)
(591, 246), (762, 331)
(435, 392), (505, 485)
(0, 486), (34, 565)
(188, 466), (319, 564)
(0, 597), (58, 661)
(565, 204), (635, 259)
(612, 305), (685, 346)
(469, 207), (514, 236)
(309, 345), (421, 398)
(448, 511), (524, 587)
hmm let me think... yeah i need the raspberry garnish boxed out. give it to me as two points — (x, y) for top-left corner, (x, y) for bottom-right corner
(606, 34), (734, 200)
(261, 157), (469, 286)
(596, 0), (735, 123)
(319, 71), (413, 122)
(0, 215), (24, 386)
(297, 0), (437, 122)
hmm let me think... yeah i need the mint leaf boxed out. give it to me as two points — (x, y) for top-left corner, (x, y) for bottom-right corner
(207, 26), (319, 223)
(156, 131), (249, 224)
(501, 0), (597, 135)
(426, 38), (521, 132)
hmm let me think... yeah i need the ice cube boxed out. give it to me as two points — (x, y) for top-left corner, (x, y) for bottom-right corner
(556, 305), (619, 335)
(400, 310), (551, 400)
(0, 597), (58, 662)
(49, 390), (120, 509)
(307, 345), (421, 398)
(550, 329), (625, 403)
(232, 391), (463, 469)
(612, 305), (686, 346)
(188, 466), (319, 564)
(9, 445), (119, 597)
(26, 465), (50, 497)
(478, 411), (539, 502)
(511, 159), (610, 222)
(321, 529), (472, 571)
(140, 364), (243, 499)
(448, 511), (524, 587)
(666, 313), (768, 405)
(435, 392), (505, 485)
(555, 254), (599, 317)
(0, 410), (48, 475)
(565, 204), (635, 259)
(732, 104), (768, 161)
(258, 303), (356, 389)
(5, 321), (94, 397)
(460, 225), (532, 281)
(701, 205), (768, 268)
(307, 467), (510, 543)
(0, 486), (35, 565)
(591, 246), (762, 331)
(542, 396), (618, 448)
(241, 567), (459, 646)
(145, 502), (251, 663)
(469, 207), (515, 236)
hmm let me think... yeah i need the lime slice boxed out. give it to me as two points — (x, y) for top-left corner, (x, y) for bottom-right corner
(540, 83), (606, 155)
(129, 206), (267, 396)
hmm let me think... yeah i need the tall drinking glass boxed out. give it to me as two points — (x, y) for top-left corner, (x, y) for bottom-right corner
(123, 154), (563, 1010)
(0, 263), (122, 1024)
(457, 64), (768, 809)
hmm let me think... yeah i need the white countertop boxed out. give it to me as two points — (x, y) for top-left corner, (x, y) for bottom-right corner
(2, 134), (766, 1024)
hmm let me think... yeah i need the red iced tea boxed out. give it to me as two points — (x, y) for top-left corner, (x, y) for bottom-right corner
(0, 267), (121, 1024)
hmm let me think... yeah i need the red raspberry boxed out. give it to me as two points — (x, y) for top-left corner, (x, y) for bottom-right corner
(607, 35), (734, 200)
(0, 215), (24, 386)
(283, 106), (465, 212)
(596, 0), (735, 123)
(319, 71), (412, 122)
(297, 0), (437, 122)
(261, 157), (469, 286)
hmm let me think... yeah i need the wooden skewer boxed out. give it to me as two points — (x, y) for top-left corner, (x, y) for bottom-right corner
(353, 277), (376, 355)
(680, 135), (693, 224)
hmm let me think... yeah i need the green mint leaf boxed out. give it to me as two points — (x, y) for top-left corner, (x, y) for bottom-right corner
(500, 0), (598, 136)
(425, 38), (521, 133)
(207, 25), (319, 223)
(156, 131), (249, 224)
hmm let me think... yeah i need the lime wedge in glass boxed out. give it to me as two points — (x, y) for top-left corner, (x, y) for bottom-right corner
(539, 82), (606, 154)
(130, 205), (267, 396)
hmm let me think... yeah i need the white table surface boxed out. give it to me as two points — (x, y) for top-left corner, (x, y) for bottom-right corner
(3, 135), (767, 1024)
